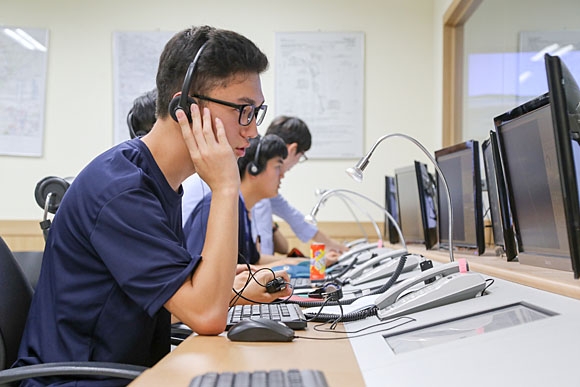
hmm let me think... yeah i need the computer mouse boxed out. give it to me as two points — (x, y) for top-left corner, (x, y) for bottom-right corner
(227, 318), (295, 342)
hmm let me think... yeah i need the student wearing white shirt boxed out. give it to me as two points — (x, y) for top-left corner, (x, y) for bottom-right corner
(252, 116), (348, 256)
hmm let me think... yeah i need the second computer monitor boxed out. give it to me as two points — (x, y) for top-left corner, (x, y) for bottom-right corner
(435, 140), (485, 255)
(395, 162), (437, 249)
(384, 176), (399, 244)
(482, 131), (518, 261)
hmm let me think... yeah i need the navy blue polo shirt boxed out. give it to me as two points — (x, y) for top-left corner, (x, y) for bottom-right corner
(183, 193), (259, 265)
(14, 139), (201, 386)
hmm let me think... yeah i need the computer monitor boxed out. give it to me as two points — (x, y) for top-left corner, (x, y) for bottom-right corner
(384, 176), (399, 244)
(435, 140), (485, 255)
(494, 89), (578, 276)
(481, 131), (518, 261)
(545, 53), (580, 279)
(395, 163), (437, 249)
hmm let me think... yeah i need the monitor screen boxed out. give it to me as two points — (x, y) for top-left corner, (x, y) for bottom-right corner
(395, 165), (425, 245)
(495, 92), (574, 273)
(435, 140), (485, 255)
(545, 53), (580, 279)
(384, 176), (399, 244)
(481, 131), (517, 261)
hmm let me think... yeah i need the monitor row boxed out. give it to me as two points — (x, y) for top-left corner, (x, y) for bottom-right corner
(383, 53), (580, 279)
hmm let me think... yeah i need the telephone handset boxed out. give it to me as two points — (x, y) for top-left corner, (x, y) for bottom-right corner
(345, 238), (368, 249)
(374, 261), (486, 320)
(343, 248), (408, 281)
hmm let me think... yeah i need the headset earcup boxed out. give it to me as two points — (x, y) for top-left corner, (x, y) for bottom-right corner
(248, 162), (260, 176)
(169, 95), (197, 123)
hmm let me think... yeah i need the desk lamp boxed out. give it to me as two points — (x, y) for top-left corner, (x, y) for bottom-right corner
(305, 188), (406, 251)
(311, 188), (377, 245)
(346, 133), (454, 262)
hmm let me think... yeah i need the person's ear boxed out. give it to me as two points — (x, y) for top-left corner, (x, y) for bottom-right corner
(287, 142), (299, 156)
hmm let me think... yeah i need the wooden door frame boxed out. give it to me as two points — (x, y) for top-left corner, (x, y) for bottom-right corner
(442, 0), (483, 146)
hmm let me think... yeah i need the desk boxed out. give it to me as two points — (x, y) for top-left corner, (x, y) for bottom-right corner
(406, 245), (580, 299)
(131, 246), (580, 386)
(130, 322), (365, 386)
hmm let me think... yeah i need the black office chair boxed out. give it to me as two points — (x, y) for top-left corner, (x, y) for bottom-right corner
(0, 236), (146, 385)
(32, 176), (189, 346)
(34, 176), (72, 241)
(12, 251), (43, 290)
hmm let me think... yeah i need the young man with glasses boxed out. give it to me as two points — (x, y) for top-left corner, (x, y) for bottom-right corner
(253, 116), (349, 257)
(14, 25), (290, 386)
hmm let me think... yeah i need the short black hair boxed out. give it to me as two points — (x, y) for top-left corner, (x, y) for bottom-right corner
(127, 89), (157, 138)
(238, 134), (288, 178)
(156, 26), (269, 119)
(265, 116), (312, 154)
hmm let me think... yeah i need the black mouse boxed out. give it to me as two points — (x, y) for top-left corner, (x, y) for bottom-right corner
(227, 318), (295, 342)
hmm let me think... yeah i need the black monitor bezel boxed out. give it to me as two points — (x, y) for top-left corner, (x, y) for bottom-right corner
(481, 132), (518, 261)
(545, 53), (580, 279)
(384, 175), (399, 244)
(414, 161), (438, 250)
(434, 140), (485, 255)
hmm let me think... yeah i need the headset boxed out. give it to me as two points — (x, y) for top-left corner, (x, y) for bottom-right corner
(247, 137), (264, 176)
(126, 110), (138, 139)
(126, 89), (158, 139)
(168, 40), (209, 123)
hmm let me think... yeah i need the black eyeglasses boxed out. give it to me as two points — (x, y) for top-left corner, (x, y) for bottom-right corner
(193, 94), (267, 126)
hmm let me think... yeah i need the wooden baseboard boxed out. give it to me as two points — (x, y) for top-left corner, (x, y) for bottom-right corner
(0, 219), (378, 254)
(277, 220), (383, 254)
(0, 220), (45, 251)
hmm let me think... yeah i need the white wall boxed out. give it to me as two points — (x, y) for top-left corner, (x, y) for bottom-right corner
(0, 0), (448, 222)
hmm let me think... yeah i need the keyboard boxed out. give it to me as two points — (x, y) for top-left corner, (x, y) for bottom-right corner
(227, 303), (307, 330)
(189, 369), (329, 387)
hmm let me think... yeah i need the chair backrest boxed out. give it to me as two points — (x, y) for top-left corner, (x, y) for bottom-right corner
(12, 251), (43, 290)
(0, 237), (34, 370)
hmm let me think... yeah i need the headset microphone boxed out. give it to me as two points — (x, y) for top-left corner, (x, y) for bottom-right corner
(169, 41), (209, 123)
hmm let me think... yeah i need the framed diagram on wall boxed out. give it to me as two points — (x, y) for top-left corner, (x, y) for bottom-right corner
(0, 27), (48, 157)
(274, 31), (364, 159)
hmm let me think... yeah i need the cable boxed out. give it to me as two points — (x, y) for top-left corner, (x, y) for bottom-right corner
(307, 305), (378, 324)
(325, 257), (359, 281)
(229, 254), (294, 306)
(290, 254), (408, 308)
(482, 278), (494, 295)
(293, 316), (416, 340)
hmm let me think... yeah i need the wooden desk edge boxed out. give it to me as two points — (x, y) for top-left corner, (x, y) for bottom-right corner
(130, 324), (366, 386)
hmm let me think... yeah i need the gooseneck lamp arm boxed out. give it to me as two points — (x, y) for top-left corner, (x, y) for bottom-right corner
(346, 133), (454, 262)
(315, 189), (370, 241)
(305, 188), (406, 250)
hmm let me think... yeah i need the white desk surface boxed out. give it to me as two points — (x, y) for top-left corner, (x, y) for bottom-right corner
(345, 256), (580, 387)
